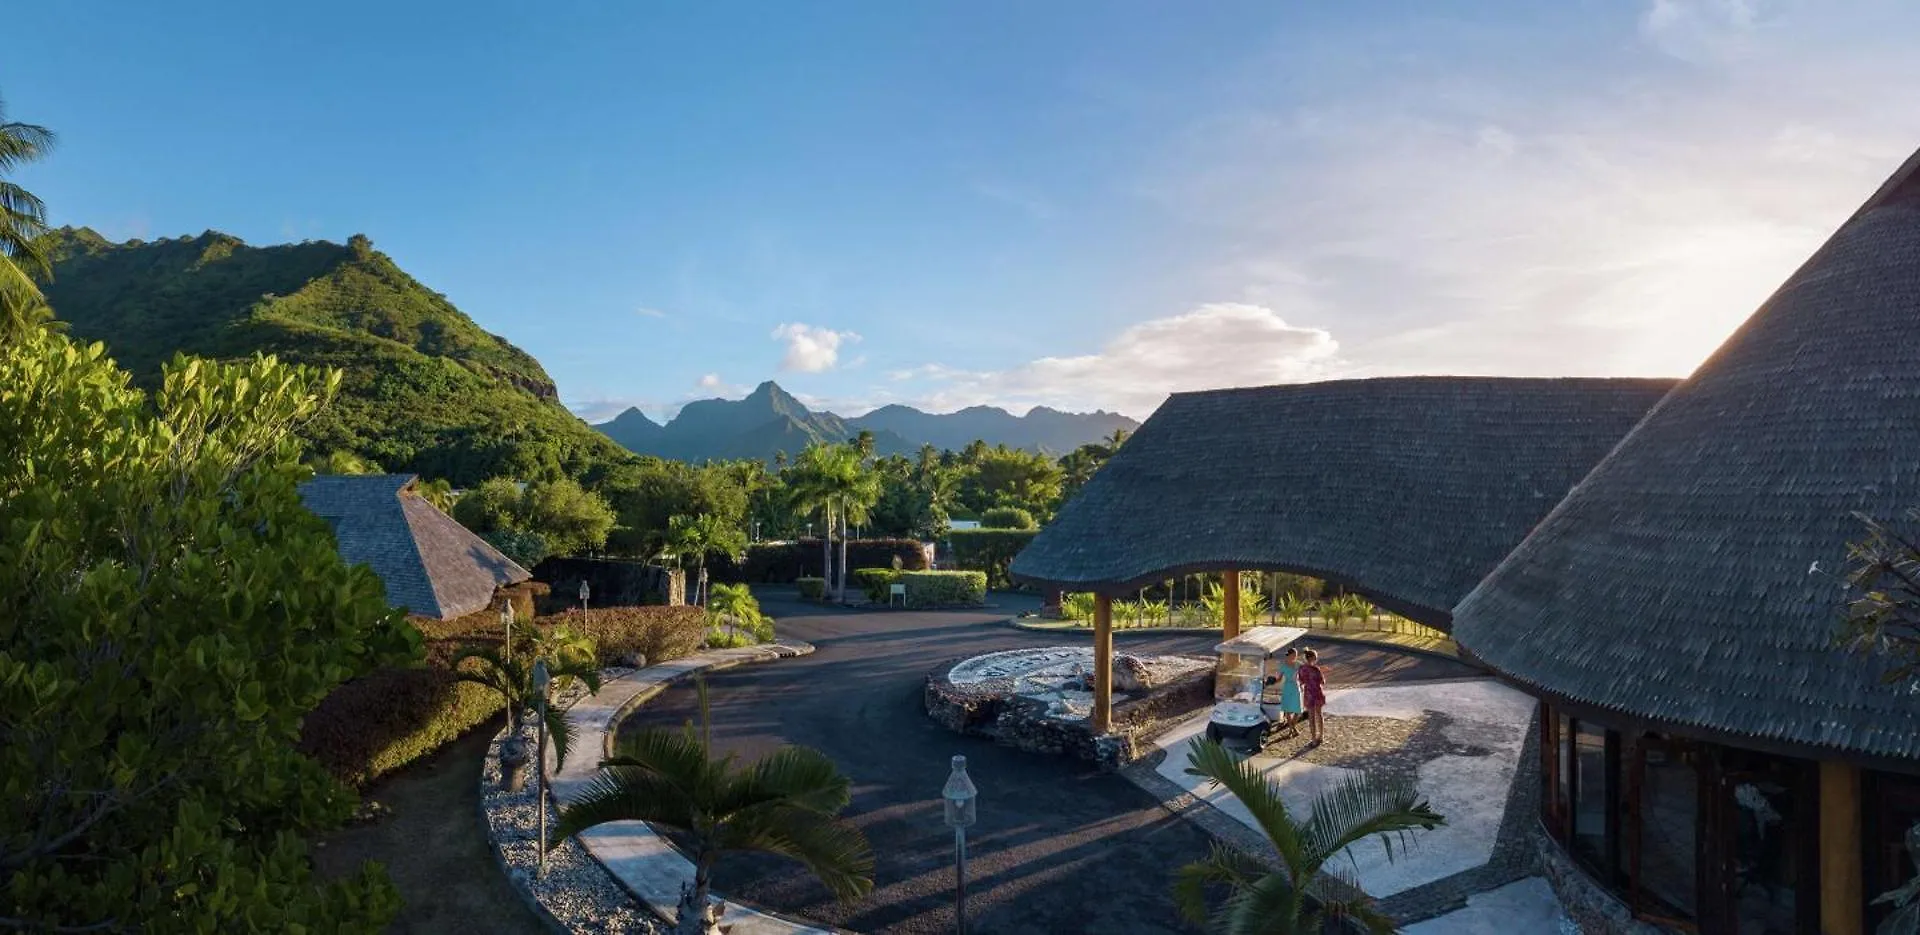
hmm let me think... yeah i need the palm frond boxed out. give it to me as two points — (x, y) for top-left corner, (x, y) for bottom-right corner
(1171, 842), (1269, 927)
(1184, 738), (1309, 880)
(718, 745), (852, 816)
(1299, 771), (1444, 871)
(714, 806), (874, 903)
(0, 115), (56, 173)
(551, 763), (701, 846)
(604, 725), (719, 799)
(543, 703), (576, 772)
(1218, 871), (1306, 935)
(1303, 864), (1397, 935)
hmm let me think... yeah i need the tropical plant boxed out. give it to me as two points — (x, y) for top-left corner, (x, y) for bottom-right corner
(1873, 821), (1920, 934)
(1275, 592), (1313, 625)
(551, 679), (874, 935)
(0, 96), (56, 335)
(1115, 599), (1143, 629)
(1841, 508), (1920, 687)
(786, 443), (882, 601)
(1335, 594), (1376, 630)
(1202, 580), (1270, 626)
(455, 475), (616, 558)
(663, 512), (749, 605)
(1061, 592), (1096, 622)
(706, 582), (773, 643)
(1140, 598), (1170, 628)
(452, 629), (603, 789)
(1173, 739), (1445, 934)
(1314, 598), (1348, 632)
(981, 506), (1038, 530)
(0, 331), (419, 930)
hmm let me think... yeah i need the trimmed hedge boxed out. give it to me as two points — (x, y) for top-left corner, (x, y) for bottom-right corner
(901, 570), (987, 607)
(945, 528), (1039, 588)
(853, 567), (901, 602)
(735, 538), (928, 583)
(980, 506), (1037, 530)
(796, 576), (827, 600)
(299, 606), (706, 786)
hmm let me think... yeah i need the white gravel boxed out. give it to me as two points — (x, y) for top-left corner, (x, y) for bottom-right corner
(481, 722), (662, 934)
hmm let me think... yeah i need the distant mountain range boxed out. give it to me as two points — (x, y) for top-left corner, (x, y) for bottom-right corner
(593, 381), (1138, 462)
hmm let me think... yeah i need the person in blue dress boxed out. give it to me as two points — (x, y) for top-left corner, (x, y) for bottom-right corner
(1261, 647), (1306, 740)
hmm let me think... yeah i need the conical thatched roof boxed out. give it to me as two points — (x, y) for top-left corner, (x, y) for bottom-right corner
(1010, 377), (1674, 626)
(1454, 148), (1920, 762)
(298, 474), (530, 620)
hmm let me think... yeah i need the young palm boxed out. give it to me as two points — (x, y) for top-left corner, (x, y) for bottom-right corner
(551, 680), (874, 935)
(454, 630), (602, 789)
(1, 97), (57, 334)
(1173, 738), (1444, 934)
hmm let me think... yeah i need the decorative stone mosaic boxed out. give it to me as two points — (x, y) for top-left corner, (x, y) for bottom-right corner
(943, 646), (1211, 722)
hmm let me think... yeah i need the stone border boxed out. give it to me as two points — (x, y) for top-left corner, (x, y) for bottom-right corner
(475, 769), (573, 935)
(483, 640), (835, 935)
(1003, 617), (1468, 664)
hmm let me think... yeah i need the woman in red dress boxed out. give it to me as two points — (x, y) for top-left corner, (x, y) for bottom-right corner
(1299, 648), (1327, 745)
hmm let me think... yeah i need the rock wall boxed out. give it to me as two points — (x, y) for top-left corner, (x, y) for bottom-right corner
(1534, 829), (1675, 934)
(924, 667), (1213, 770)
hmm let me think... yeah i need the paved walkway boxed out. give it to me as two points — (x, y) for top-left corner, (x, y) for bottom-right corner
(549, 640), (827, 935)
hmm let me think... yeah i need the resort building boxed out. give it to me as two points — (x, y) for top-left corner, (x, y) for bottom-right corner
(1013, 146), (1920, 933)
(298, 473), (534, 621)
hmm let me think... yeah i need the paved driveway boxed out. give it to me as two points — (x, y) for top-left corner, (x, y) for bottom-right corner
(619, 591), (1476, 935)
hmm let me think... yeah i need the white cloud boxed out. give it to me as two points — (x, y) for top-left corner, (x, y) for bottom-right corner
(697, 373), (723, 389)
(770, 323), (860, 372)
(634, 306), (668, 318)
(891, 303), (1342, 418)
(1640, 0), (1764, 65)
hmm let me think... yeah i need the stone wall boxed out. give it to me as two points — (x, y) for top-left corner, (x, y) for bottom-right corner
(1534, 828), (1675, 934)
(924, 666), (1214, 770)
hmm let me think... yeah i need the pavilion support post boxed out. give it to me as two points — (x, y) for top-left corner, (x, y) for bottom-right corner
(1222, 569), (1241, 640)
(1091, 594), (1113, 733)
(1819, 760), (1863, 935)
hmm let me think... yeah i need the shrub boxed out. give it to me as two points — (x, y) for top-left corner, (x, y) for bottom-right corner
(945, 528), (1038, 588)
(796, 576), (827, 600)
(705, 626), (756, 649)
(538, 606), (706, 667)
(1060, 592), (1096, 621)
(299, 641), (503, 787)
(980, 506), (1037, 530)
(738, 538), (928, 583)
(901, 570), (987, 607)
(853, 567), (902, 602)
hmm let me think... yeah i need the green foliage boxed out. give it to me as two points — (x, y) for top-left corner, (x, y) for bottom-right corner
(706, 582), (774, 643)
(664, 512), (749, 604)
(553, 679), (874, 931)
(900, 570), (987, 607)
(309, 448), (384, 475)
(1061, 592), (1096, 622)
(786, 442), (885, 599)
(0, 96), (57, 337)
(1201, 580), (1270, 626)
(796, 576), (827, 601)
(483, 527), (551, 570)
(598, 456), (750, 558)
(453, 475), (614, 558)
(1173, 739), (1444, 934)
(945, 528), (1040, 588)
(740, 538), (926, 583)
(980, 506), (1037, 530)
(543, 606), (708, 668)
(38, 227), (638, 487)
(0, 330), (420, 930)
(1057, 431), (1127, 504)
(299, 641), (505, 787)
(956, 443), (1064, 520)
(853, 567), (902, 602)
(705, 626), (757, 649)
(451, 631), (601, 771)
(1841, 508), (1920, 687)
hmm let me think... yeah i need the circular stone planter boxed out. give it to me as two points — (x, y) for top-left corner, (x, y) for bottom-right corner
(926, 646), (1214, 769)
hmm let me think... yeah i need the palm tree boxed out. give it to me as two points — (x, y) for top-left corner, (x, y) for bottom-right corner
(1, 97), (57, 335)
(1275, 592), (1312, 626)
(1173, 738), (1444, 934)
(663, 513), (746, 605)
(786, 444), (881, 600)
(454, 628), (602, 791)
(706, 582), (771, 643)
(551, 679), (874, 935)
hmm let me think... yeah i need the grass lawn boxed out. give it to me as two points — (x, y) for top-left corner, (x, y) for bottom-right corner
(312, 718), (545, 934)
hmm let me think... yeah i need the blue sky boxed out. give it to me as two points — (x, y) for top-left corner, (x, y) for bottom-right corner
(8, 1), (1919, 421)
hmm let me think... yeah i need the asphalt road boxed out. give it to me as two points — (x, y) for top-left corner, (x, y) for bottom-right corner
(619, 592), (1476, 935)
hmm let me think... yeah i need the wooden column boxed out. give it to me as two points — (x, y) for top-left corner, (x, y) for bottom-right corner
(1091, 593), (1113, 733)
(1222, 569), (1241, 640)
(1820, 760), (1863, 935)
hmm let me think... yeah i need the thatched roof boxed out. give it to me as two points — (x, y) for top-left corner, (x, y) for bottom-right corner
(298, 474), (530, 620)
(1010, 377), (1674, 626)
(1453, 148), (1920, 762)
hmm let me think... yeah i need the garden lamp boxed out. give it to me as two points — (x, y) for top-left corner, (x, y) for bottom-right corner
(500, 601), (513, 661)
(532, 659), (551, 879)
(942, 755), (978, 935)
(578, 579), (590, 616)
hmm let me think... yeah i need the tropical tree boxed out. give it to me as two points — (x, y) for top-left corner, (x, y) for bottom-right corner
(0, 330), (420, 930)
(663, 512), (748, 605)
(551, 679), (874, 935)
(0, 95), (56, 336)
(1275, 592), (1313, 626)
(786, 444), (882, 600)
(1173, 739), (1444, 934)
(454, 475), (615, 558)
(1841, 508), (1920, 687)
(707, 582), (774, 644)
(453, 627), (602, 791)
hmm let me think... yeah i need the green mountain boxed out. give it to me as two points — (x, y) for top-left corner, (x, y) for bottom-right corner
(41, 227), (633, 486)
(605, 380), (915, 462)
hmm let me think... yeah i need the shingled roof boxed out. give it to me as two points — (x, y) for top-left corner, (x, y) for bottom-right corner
(1453, 147), (1920, 762)
(1010, 376), (1675, 627)
(298, 474), (530, 620)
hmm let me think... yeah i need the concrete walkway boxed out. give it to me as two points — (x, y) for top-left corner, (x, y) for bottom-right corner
(547, 640), (828, 935)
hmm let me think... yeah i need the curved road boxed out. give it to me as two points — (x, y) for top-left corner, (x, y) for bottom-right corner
(619, 592), (1475, 935)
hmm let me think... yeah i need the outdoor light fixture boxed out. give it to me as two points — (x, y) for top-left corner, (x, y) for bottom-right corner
(578, 579), (590, 616)
(532, 659), (551, 879)
(941, 755), (978, 935)
(500, 602), (513, 661)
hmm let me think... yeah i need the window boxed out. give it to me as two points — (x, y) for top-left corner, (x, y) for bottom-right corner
(1631, 735), (1700, 922)
(1554, 713), (1573, 838)
(1868, 772), (1920, 932)
(1573, 722), (1610, 873)
(1717, 750), (1813, 934)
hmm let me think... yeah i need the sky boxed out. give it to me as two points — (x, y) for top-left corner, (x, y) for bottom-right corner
(7, 1), (1919, 422)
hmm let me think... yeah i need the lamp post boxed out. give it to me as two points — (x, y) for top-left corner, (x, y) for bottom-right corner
(532, 659), (551, 879)
(942, 755), (977, 935)
(500, 601), (514, 661)
(578, 579), (590, 617)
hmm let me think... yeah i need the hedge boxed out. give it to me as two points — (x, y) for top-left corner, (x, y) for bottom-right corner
(901, 570), (987, 607)
(298, 606), (706, 786)
(944, 528), (1039, 588)
(734, 538), (928, 583)
(853, 567), (901, 602)
(980, 506), (1037, 530)
(796, 576), (827, 600)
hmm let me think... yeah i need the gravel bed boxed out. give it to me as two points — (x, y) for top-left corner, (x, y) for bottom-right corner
(481, 723), (662, 934)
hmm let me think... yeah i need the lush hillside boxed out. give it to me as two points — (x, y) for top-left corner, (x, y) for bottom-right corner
(42, 227), (634, 486)
(601, 380), (915, 462)
(848, 403), (1137, 455)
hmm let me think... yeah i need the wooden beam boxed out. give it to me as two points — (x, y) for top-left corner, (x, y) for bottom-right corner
(1820, 760), (1863, 935)
(1222, 569), (1241, 640)
(1092, 593), (1113, 733)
